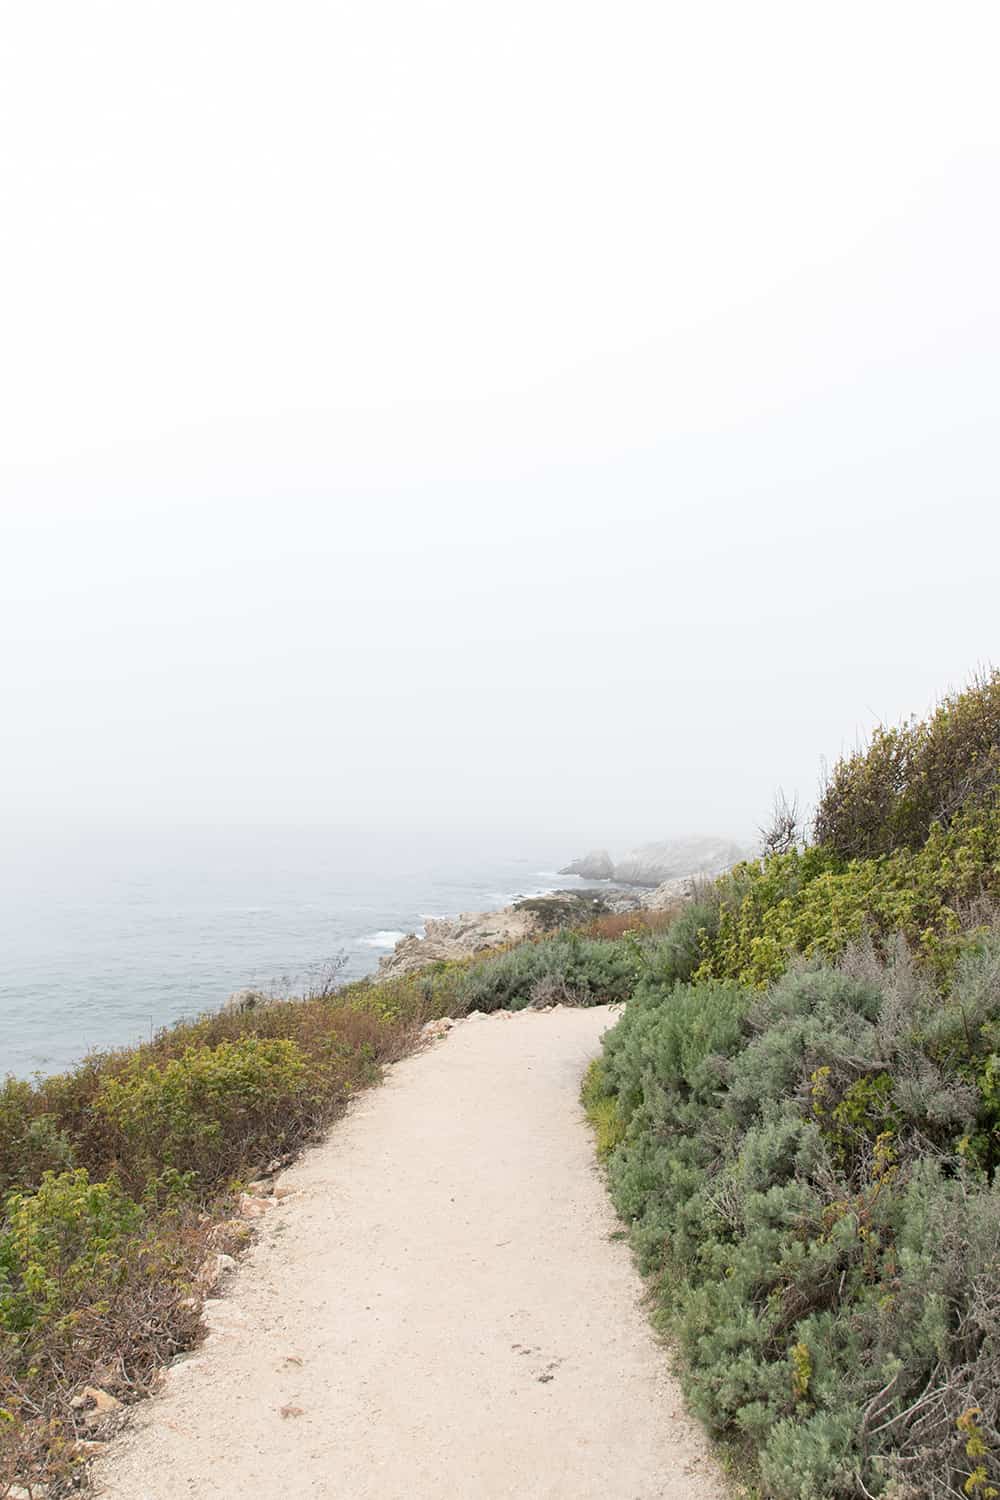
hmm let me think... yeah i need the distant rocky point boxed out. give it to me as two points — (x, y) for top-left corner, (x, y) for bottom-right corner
(557, 849), (615, 880)
(559, 835), (747, 889)
(611, 836), (748, 888)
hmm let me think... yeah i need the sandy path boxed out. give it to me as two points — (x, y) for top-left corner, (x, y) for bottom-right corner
(96, 1006), (720, 1500)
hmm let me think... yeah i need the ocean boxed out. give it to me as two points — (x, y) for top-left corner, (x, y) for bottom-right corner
(0, 825), (589, 1080)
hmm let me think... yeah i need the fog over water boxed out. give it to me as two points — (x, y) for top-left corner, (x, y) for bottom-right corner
(1, 3), (999, 1070)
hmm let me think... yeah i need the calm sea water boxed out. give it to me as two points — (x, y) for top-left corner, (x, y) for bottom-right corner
(0, 826), (584, 1079)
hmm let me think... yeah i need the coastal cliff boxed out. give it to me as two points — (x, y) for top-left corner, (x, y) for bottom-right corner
(378, 907), (538, 976)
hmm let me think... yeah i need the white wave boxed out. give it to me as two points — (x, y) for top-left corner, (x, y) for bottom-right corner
(483, 884), (559, 907)
(356, 929), (407, 949)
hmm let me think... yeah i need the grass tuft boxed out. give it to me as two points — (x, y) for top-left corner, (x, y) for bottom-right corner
(580, 1059), (626, 1160)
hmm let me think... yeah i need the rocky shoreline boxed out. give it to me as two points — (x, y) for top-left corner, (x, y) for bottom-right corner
(376, 873), (717, 978)
(374, 835), (748, 979)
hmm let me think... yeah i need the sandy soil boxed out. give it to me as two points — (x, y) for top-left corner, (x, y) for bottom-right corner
(95, 1006), (722, 1500)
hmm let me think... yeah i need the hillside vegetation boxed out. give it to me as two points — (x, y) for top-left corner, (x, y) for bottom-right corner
(3, 670), (998, 1498)
(587, 670), (1000, 1499)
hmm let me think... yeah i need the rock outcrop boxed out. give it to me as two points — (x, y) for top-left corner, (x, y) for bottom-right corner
(613, 837), (746, 888)
(378, 906), (539, 978)
(222, 988), (268, 1014)
(557, 849), (614, 881)
(638, 873), (716, 910)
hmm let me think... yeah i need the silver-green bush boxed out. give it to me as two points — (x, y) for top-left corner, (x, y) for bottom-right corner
(595, 933), (1000, 1498)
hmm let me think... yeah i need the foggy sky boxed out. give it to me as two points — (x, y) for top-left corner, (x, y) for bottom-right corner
(2, 1), (999, 850)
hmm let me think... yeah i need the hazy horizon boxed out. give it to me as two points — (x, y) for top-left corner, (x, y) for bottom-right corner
(3, 2), (998, 847)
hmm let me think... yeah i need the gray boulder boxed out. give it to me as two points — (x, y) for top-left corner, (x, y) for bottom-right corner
(640, 873), (717, 910)
(223, 988), (268, 1014)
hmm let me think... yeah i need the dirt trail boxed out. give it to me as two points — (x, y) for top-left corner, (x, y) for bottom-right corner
(96, 1006), (721, 1500)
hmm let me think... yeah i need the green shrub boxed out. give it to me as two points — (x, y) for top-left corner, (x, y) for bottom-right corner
(603, 973), (751, 1122)
(514, 893), (610, 931)
(814, 669), (1000, 859)
(580, 1059), (625, 1159)
(458, 931), (640, 1012)
(96, 1037), (309, 1190)
(0, 1170), (143, 1336)
(596, 939), (1000, 1497)
(0, 1168), (205, 1494)
(341, 958), (472, 1024)
(697, 802), (1000, 987)
(639, 891), (723, 988)
(0, 1081), (76, 1201)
